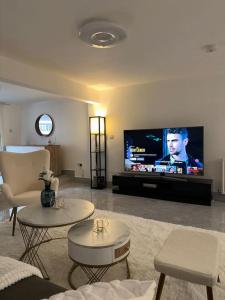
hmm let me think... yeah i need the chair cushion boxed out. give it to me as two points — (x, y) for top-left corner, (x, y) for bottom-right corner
(154, 229), (220, 286)
(11, 191), (41, 206)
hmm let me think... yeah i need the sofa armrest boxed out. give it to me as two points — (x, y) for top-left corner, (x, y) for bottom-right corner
(0, 275), (66, 300)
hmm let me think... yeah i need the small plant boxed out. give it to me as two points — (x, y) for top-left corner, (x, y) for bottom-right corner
(39, 169), (54, 188)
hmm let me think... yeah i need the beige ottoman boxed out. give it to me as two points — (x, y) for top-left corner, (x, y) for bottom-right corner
(154, 229), (220, 300)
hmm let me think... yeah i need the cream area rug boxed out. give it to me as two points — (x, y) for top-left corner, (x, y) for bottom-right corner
(0, 209), (225, 300)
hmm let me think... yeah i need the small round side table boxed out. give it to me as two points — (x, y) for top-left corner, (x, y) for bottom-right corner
(17, 199), (95, 279)
(68, 218), (131, 289)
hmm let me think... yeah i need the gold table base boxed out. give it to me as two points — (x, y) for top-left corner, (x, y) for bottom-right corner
(68, 255), (130, 289)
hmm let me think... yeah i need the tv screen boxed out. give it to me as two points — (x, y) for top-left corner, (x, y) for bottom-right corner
(124, 126), (204, 176)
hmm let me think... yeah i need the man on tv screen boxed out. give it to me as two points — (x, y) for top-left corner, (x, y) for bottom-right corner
(160, 128), (203, 174)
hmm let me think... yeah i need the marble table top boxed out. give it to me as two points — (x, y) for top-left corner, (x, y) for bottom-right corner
(68, 218), (130, 248)
(17, 198), (95, 228)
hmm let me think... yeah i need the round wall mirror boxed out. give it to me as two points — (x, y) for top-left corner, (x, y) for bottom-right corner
(35, 114), (54, 136)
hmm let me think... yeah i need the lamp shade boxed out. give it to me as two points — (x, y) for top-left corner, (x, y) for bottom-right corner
(90, 116), (105, 134)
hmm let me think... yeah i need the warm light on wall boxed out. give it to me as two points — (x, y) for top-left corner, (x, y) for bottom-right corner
(89, 84), (113, 91)
(90, 116), (105, 134)
(93, 103), (107, 117)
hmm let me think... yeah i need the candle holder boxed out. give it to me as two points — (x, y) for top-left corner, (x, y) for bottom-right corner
(53, 197), (64, 209)
(93, 216), (109, 233)
(97, 219), (104, 232)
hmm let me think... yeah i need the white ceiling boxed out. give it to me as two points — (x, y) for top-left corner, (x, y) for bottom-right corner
(1, 0), (225, 89)
(0, 81), (59, 104)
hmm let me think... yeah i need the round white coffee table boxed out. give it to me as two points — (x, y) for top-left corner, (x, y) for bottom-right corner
(17, 198), (95, 279)
(68, 218), (130, 288)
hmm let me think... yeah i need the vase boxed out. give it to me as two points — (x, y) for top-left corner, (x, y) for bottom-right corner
(41, 184), (55, 207)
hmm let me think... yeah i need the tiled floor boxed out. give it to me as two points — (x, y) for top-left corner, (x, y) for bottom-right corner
(1, 175), (225, 232)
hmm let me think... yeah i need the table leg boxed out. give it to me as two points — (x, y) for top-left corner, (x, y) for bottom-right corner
(19, 223), (50, 279)
(68, 263), (79, 289)
(68, 256), (130, 289)
(126, 257), (130, 279)
(82, 265), (111, 284)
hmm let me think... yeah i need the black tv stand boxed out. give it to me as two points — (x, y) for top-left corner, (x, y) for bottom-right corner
(161, 175), (188, 182)
(112, 173), (212, 206)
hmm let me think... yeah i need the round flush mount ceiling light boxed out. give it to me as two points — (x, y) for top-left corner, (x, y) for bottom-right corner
(78, 20), (127, 48)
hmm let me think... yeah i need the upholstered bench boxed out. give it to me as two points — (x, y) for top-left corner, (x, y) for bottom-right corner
(154, 229), (220, 300)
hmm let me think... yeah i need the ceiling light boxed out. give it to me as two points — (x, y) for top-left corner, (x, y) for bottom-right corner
(78, 20), (127, 48)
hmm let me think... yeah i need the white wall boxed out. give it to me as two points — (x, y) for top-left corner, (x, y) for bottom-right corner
(2, 104), (22, 146)
(96, 76), (225, 191)
(20, 99), (89, 177)
(0, 56), (101, 103)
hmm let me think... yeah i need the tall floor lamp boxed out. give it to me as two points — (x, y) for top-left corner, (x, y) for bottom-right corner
(89, 116), (106, 189)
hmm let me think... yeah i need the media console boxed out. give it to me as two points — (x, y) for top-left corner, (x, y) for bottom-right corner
(112, 173), (213, 206)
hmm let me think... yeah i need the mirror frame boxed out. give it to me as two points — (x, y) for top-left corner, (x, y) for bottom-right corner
(35, 114), (54, 137)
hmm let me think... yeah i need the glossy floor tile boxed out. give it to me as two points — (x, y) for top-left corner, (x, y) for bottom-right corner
(1, 175), (225, 232)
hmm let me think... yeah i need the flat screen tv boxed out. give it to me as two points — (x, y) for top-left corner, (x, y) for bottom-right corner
(124, 126), (204, 176)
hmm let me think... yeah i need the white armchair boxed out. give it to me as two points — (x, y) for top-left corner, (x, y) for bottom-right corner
(0, 150), (59, 235)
